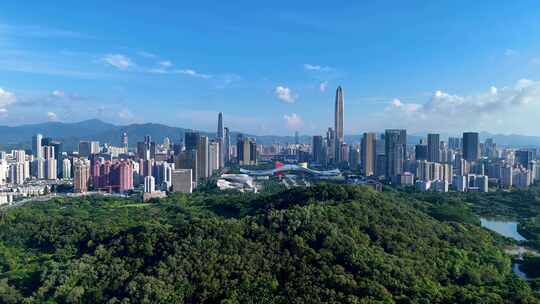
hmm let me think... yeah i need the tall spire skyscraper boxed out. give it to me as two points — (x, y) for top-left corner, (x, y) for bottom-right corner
(217, 112), (224, 139)
(334, 86), (344, 163)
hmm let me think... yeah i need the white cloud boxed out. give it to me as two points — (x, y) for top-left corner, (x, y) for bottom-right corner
(102, 54), (134, 70)
(159, 60), (173, 68)
(388, 98), (421, 113)
(319, 81), (328, 92)
(174, 69), (212, 79)
(283, 113), (303, 130)
(147, 67), (213, 79)
(0, 108), (7, 116)
(0, 88), (16, 109)
(304, 63), (332, 71)
(47, 111), (57, 121)
(376, 79), (540, 133)
(275, 86), (296, 103)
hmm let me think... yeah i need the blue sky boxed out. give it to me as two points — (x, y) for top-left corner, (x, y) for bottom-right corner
(1, 1), (540, 135)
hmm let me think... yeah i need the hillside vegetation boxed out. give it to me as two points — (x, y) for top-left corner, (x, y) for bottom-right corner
(0, 184), (536, 303)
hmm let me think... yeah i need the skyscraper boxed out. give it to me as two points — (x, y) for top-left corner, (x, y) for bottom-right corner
(427, 133), (440, 162)
(463, 132), (480, 162)
(385, 129), (406, 179)
(217, 112), (225, 167)
(209, 140), (220, 174)
(237, 135), (257, 166)
(334, 86), (344, 162)
(197, 136), (209, 180)
(217, 112), (224, 139)
(312, 135), (326, 165)
(32, 134), (43, 159)
(361, 132), (376, 176)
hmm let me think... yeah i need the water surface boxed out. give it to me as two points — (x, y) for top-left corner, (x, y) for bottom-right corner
(480, 218), (526, 241)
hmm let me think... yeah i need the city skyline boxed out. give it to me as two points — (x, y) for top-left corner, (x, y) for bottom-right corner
(1, 2), (540, 135)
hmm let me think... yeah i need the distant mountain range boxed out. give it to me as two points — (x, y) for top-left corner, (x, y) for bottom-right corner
(0, 119), (539, 151)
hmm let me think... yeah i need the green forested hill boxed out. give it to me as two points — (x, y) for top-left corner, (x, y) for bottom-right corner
(0, 185), (536, 303)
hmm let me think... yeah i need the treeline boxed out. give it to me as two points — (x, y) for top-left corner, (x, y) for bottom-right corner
(0, 184), (537, 303)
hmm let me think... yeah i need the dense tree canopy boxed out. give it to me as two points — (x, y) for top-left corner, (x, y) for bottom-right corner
(0, 184), (537, 303)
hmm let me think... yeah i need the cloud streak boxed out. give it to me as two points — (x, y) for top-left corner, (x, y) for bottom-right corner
(102, 54), (134, 70)
(304, 63), (332, 71)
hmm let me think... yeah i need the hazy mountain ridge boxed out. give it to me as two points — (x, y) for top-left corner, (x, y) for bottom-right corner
(0, 119), (539, 151)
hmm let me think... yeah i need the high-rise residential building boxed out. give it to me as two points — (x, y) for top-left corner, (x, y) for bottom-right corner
(31, 158), (45, 179)
(237, 135), (257, 166)
(197, 136), (210, 180)
(223, 127), (231, 165)
(334, 86), (344, 162)
(463, 132), (480, 162)
(74, 158), (91, 193)
(144, 176), (156, 193)
(172, 169), (193, 193)
(32, 134), (43, 159)
(62, 158), (71, 179)
(209, 140), (220, 174)
(48, 141), (63, 177)
(161, 162), (173, 190)
(361, 132), (376, 176)
(114, 160), (134, 192)
(501, 165), (513, 189)
(9, 162), (25, 185)
(427, 133), (440, 162)
(0, 160), (7, 186)
(385, 129), (406, 179)
(312, 135), (326, 165)
(13, 150), (26, 163)
(46, 159), (57, 180)
(43, 146), (55, 160)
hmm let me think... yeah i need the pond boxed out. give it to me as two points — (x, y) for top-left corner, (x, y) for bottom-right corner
(480, 218), (526, 241)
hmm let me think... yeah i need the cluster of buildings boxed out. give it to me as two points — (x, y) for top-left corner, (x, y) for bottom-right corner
(1, 86), (539, 201)
(257, 87), (540, 193)
(0, 111), (263, 203)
